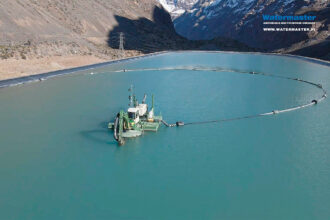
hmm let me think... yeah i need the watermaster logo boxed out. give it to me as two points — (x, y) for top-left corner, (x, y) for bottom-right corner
(262, 14), (317, 32)
(263, 15), (317, 21)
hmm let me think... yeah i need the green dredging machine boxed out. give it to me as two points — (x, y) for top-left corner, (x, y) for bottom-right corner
(108, 86), (182, 145)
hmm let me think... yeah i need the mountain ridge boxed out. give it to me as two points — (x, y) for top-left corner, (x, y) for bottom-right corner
(160, 0), (329, 60)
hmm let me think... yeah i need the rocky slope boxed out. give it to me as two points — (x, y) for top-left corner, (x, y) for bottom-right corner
(0, 0), (253, 62)
(0, 0), (171, 60)
(0, 0), (255, 80)
(171, 0), (329, 60)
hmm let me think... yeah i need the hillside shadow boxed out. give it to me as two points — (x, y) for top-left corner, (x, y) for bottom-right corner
(290, 39), (330, 61)
(107, 5), (255, 53)
(107, 6), (184, 53)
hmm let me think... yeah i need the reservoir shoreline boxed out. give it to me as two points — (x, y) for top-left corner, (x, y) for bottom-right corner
(1, 51), (329, 89)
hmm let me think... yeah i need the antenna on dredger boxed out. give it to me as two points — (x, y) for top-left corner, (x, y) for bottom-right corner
(119, 32), (125, 58)
(142, 94), (147, 104)
(128, 84), (134, 107)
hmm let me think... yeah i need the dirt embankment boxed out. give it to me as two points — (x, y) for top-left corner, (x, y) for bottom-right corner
(0, 55), (103, 80)
(0, 49), (142, 80)
(0, 0), (163, 80)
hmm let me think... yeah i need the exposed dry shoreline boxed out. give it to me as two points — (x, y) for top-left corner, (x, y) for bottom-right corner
(0, 48), (145, 81)
(0, 55), (108, 81)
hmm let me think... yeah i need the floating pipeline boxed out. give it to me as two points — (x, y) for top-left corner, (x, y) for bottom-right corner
(1, 51), (329, 89)
(113, 67), (327, 127)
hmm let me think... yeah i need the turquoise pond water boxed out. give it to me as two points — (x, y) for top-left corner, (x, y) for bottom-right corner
(0, 52), (329, 219)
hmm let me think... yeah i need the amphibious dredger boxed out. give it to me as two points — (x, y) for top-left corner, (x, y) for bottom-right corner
(108, 86), (163, 145)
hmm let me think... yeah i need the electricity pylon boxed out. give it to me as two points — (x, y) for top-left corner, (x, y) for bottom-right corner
(119, 32), (125, 58)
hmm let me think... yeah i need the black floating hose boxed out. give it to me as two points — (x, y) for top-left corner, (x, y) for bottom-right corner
(112, 67), (327, 127)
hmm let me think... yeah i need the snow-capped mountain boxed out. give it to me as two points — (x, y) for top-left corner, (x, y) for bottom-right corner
(172, 0), (329, 54)
(158, 0), (199, 18)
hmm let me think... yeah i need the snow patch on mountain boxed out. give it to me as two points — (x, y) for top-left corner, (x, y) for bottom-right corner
(157, 0), (199, 17)
(158, 0), (176, 12)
